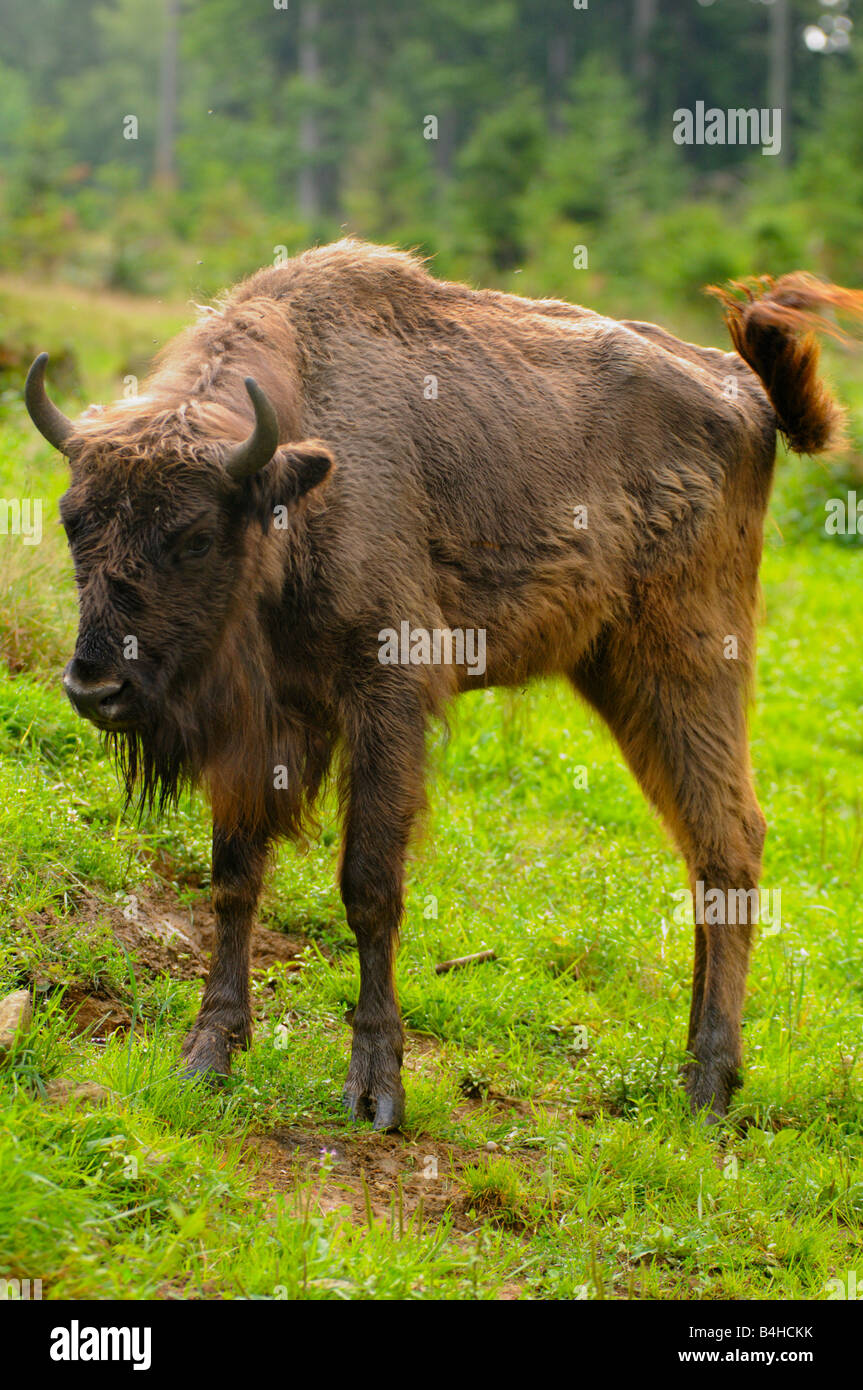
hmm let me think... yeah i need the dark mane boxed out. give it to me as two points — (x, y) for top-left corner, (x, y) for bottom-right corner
(70, 292), (306, 470)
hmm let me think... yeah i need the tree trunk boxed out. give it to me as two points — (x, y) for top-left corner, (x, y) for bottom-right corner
(298, 0), (322, 219)
(633, 0), (658, 86)
(547, 31), (569, 133)
(155, 0), (179, 188)
(768, 0), (790, 164)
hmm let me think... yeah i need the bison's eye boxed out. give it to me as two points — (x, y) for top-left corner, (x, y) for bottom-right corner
(180, 532), (213, 560)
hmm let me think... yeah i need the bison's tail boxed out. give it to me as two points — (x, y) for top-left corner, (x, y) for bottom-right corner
(706, 273), (863, 455)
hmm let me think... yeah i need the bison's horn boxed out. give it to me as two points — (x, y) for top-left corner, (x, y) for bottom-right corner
(25, 353), (74, 453)
(224, 378), (280, 480)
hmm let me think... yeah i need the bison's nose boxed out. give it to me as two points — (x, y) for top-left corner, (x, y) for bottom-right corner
(63, 660), (128, 722)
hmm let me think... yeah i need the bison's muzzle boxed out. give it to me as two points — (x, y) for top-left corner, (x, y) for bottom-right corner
(63, 659), (133, 729)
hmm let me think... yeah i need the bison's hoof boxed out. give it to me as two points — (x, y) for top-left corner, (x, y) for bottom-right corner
(181, 1027), (234, 1083)
(182, 1054), (230, 1085)
(683, 1057), (740, 1122)
(342, 1086), (405, 1132)
(371, 1091), (404, 1132)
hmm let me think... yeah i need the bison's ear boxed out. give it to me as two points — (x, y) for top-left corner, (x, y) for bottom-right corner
(249, 438), (334, 533)
(281, 439), (334, 499)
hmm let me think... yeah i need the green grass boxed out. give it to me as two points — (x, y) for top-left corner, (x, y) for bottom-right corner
(0, 278), (862, 1300)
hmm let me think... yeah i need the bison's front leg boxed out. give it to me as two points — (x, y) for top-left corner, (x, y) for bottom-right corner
(340, 699), (426, 1132)
(182, 824), (268, 1079)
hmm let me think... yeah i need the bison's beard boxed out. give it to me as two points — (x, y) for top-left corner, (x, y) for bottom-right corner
(105, 697), (335, 840)
(106, 715), (200, 818)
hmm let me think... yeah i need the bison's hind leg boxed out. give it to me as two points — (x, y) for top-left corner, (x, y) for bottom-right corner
(573, 619), (766, 1120)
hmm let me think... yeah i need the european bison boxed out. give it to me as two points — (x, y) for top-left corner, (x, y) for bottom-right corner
(25, 241), (862, 1128)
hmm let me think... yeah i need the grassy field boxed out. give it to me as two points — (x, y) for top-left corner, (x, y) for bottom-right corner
(0, 276), (862, 1301)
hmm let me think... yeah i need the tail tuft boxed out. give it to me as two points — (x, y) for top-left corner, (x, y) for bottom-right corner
(706, 273), (863, 455)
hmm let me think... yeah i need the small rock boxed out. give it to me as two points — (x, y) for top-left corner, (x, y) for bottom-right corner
(43, 1079), (112, 1107)
(484, 1140), (499, 1152)
(0, 990), (32, 1054)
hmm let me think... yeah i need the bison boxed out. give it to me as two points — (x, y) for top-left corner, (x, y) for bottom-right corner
(25, 241), (863, 1128)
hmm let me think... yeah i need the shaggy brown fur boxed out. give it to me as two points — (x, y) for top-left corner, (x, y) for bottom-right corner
(31, 241), (863, 1129)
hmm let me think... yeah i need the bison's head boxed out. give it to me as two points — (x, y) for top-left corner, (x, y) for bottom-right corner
(26, 353), (333, 808)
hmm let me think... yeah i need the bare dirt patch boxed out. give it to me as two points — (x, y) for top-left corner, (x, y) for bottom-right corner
(108, 888), (310, 980)
(245, 1123), (481, 1233)
(23, 881), (317, 1035)
(60, 983), (132, 1038)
